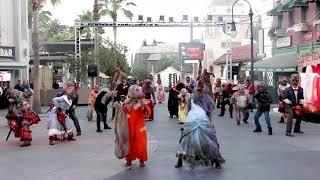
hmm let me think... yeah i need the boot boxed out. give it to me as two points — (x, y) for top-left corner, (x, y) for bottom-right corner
(49, 136), (55, 145)
(278, 117), (284, 123)
(20, 140), (31, 147)
(215, 162), (222, 169)
(230, 111), (233, 118)
(125, 161), (132, 167)
(104, 124), (112, 130)
(268, 127), (272, 135)
(253, 126), (262, 132)
(174, 158), (183, 168)
(67, 134), (76, 141)
(286, 132), (294, 137)
(96, 129), (103, 133)
(139, 160), (146, 167)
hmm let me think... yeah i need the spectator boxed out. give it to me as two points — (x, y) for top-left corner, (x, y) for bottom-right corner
(52, 80), (59, 90)
(14, 80), (23, 92)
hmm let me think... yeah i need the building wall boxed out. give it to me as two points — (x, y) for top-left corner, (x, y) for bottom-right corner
(0, 0), (30, 84)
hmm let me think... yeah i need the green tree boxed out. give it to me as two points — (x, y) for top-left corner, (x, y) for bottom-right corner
(100, 0), (136, 45)
(31, 0), (61, 113)
(156, 55), (179, 73)
(131, 66), (150, 80)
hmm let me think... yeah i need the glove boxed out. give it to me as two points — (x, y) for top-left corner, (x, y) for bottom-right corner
(283, 99), (292, 105)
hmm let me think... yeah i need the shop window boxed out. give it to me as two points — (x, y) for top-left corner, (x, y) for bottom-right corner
(289, 12), (294, 27)
(301, 6), (308, 23)
(278, 15), (283, 28)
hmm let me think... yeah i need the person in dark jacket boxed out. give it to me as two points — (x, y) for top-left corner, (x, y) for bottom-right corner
(218, 83), (233, 118)
(67, 92), (81, 136)
(168, 82), (185, 118)
(253, 82), (273, 135)
(95, 88), (113, 132)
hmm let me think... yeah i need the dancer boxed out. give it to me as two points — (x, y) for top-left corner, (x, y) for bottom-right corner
(213, 78), (222, 108)
(87, 85), (99, 121)
(178, 88), (190, 124)
(47, 87), (75, 145)
(5, 88), (40, 147)
(95, 88), (113, 132)
(142, 79), (156, 121)
(67, 91), (81, 136)
(283, 74), (305, 137)
(157, 82), (166, 103)
(253, 82), (273, 135)
(218, 83), (233, 118)
(175, 80), (225, 169)
(277, 77), (290, 123)
(231, 86), (251, 125)
(168, 82), (185, 118)
(114, 85), (148, 167)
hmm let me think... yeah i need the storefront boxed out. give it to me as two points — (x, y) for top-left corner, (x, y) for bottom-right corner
(298, 49), (320, 121)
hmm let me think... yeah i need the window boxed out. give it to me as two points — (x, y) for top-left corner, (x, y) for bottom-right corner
(301, 6), (308, 23)
(289, 12), (294, 27)
(278, 15), (283, 28)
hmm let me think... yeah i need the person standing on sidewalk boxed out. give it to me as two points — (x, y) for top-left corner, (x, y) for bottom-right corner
(87, 85), (99, 122)
(283, 74), (305, 137)
(253, 82), (273, 135)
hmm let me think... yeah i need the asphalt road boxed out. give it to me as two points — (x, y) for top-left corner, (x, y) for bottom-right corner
(1, 103), (320, 180)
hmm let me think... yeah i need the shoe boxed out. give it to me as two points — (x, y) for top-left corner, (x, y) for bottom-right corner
(253, 127), (262, 132)
(174, 158), (183, 168)
(218, 114), (224, 117)
(237, 121), (240, 126)
(139, 160), (146, 167)
(293, 130), (304, 134)
(104, 126), (112, 130)
(286, 132), (294, 137)
(49, 140), (54, 145)
(125, 161), (132, 167)
(230, 114), (233, 118)
(243, 120), (249, 124)
(215, 162), (222, 169)
(268, 127), (272, 135)
(96, 129), (103, 133)
(76, 132), (81, 136)
(278, 117), (284, 123)
(178, 122), (184, 125)
(20, 141), (31, 147)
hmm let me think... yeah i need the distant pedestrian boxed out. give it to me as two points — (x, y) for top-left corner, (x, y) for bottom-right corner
(52, 80), (59, 90)
(253, 82), (273, 135)
(14, 80), (23, 92)
(218, 83), (233, 118)
(156, 82), (166, 103)
(213, 78), (222, 108)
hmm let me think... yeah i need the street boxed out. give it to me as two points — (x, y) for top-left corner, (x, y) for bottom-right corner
(1, 103), (320, 180)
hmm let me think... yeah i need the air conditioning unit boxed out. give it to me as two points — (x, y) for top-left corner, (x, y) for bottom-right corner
(293, 23), (308, 32)
(274, 28), (286, 37)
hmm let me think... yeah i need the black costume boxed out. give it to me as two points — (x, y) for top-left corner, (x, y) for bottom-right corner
(95, 90), (113, 132)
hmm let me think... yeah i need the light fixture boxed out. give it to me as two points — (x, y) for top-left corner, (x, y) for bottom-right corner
(169, 17), (174, 22)
(138, 15), (143, 22)
(194, 17), (199, 23)
(159, 15), (165, 22)
(207, 15), (213, 21)
(182, 15), (188, 21)
(147, 17), (152, 22)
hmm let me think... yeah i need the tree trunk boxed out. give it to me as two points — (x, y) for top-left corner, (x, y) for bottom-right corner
(32, 8), (41, 113)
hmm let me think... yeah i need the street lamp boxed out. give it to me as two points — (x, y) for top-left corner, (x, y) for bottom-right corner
(231, 0), (255, 82)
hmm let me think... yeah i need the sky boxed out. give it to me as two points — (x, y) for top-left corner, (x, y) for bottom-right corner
(44, 0), (213, 59)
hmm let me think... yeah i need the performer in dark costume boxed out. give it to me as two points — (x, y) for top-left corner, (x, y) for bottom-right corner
(142, 79), (156, 121)
(95, 88), (113, 132)
(168, 82), (185, 118)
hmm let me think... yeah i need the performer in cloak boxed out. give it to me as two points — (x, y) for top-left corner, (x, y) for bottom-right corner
(213, 78), (222, 108)
(114, 85), (148, 167)
(47, 86), (75, 145)
(198, 69), (214, 98)
(112, 68), (128, 90)
(277, 77), (290, 123)
(142, 79), (156, 121)
(6, 88), (41, 147)
(175, 80), (225, 169)
(231, 86), (251, 125)
(168, 82), (185, 118)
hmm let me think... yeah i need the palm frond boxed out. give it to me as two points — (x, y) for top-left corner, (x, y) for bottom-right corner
(126, 2), (136, 6)
(121, 8), (133, 20)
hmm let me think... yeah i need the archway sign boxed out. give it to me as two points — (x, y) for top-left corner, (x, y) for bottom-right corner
(74, 18), (228, 80)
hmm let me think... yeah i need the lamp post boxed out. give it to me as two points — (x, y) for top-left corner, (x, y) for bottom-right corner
(231, 0), (254, 82)
(93, 0), (100, 87)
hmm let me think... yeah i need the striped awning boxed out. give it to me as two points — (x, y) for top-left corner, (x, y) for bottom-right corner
(267, 4), (283, 16)
(289, 0), (309, 7)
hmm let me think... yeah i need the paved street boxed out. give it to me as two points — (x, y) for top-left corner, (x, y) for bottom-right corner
(1, 103), (320, 180)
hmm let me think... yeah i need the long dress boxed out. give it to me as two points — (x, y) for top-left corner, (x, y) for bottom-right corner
(168, 88), (179, 117)
(123, 103), (148, 162)
(177, 100), (224, 166)
(47, 95), (74, 137)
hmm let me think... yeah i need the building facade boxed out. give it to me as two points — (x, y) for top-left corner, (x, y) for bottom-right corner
(0, 0), (29, 85)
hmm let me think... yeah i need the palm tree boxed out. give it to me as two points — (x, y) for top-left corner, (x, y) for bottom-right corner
(100, 0), (136, 45)
(31, 0), (60, 113)
(78, 10), (94, 39)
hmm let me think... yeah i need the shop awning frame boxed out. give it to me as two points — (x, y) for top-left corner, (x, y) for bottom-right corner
(242, 53), (298, 72)
(289, 0), (309, 7)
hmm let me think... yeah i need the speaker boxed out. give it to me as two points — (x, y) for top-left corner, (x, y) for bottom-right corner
(88, 65), (97, 77)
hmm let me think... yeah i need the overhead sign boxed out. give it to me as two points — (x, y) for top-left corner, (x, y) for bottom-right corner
(276, 36), (291, 48)
(179, 43), (205, 60)
(0, 71), (11, 81)
(0, 46), (15, 59)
